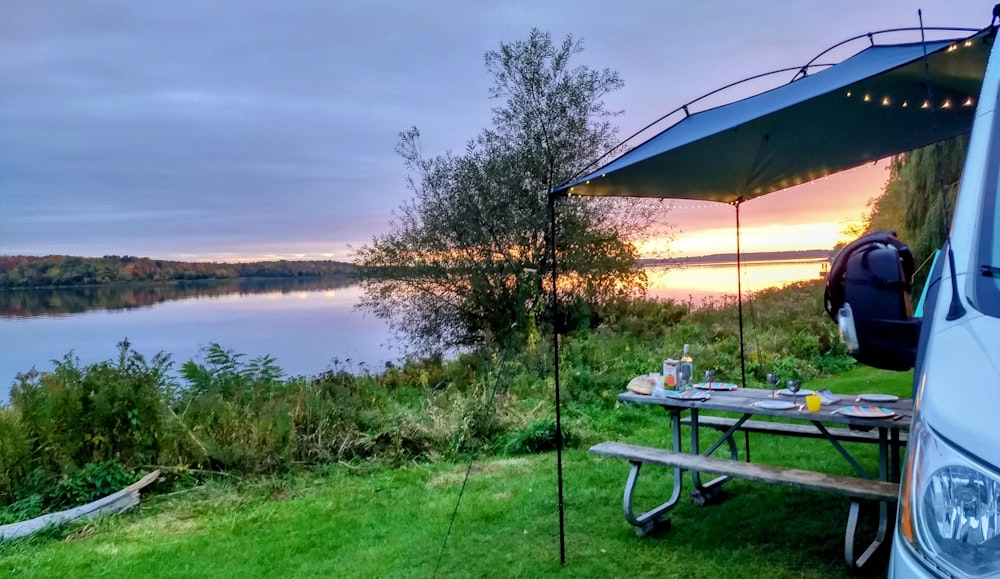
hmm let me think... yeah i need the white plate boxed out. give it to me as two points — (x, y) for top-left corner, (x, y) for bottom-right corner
(754, 400), (795, 410)
(777, 388), (814, 397)
(858, 393), (899, 403)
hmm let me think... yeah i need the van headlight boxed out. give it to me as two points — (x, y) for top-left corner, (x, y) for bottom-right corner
(900, 417), (1000, 576)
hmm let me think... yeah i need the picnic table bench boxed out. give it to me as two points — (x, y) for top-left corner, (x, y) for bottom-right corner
(592, 386), (912, 570)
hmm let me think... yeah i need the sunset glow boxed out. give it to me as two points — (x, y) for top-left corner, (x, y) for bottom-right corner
(637, 161), (886, 258)
(645, 259), (829, 302)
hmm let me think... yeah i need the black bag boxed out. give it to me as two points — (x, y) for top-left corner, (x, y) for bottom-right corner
(823, 231), (919, 371)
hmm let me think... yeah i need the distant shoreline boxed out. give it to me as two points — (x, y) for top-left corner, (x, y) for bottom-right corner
(639, 248), (831, 267)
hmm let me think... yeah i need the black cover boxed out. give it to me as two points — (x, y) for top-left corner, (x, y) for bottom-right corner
(824, 231), (920, 371)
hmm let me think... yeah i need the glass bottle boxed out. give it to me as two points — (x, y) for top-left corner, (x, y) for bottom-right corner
(679, 344), (693, 390)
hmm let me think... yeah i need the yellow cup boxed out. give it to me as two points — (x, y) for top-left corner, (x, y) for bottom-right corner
(806, 394), (821, 412)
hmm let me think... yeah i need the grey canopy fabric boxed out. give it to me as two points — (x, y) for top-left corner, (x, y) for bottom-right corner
(553, 28), (993, 203)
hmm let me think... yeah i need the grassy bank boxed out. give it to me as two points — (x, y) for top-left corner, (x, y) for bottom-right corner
(2, 366), (912, 577)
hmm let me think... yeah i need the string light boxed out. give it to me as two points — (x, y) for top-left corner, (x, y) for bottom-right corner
(921, 100), (931, 109)
(947, 44), (959, 52)
(941, 99), (952, 109)
(863, 94), (871, 102)
(964, 40), (974, 47)
(881, 96), (891, 106)
(846, 91), (852, 97)
(902, 101), (908, 108)
(963, 97), (975, 107)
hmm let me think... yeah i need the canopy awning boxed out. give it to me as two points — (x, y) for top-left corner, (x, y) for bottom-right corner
(553, 28), (994, 203)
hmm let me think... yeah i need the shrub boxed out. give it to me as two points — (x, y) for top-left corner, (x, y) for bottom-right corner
(49, 461), (138, 509)
(9, 340), (172, 482)
(0, 406), (29, 505)
(504, 419), (576, 455)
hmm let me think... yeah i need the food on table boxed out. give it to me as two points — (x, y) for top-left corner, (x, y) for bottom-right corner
(626, 375), (656, 395)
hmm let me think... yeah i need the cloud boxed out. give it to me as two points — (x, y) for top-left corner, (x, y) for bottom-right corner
(0, 0), (987, 260)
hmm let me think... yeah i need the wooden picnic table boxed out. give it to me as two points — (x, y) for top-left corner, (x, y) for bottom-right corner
(591, 384), (913, 570)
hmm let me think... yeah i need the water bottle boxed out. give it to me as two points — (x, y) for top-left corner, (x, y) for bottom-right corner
(679, 344), (693, 389)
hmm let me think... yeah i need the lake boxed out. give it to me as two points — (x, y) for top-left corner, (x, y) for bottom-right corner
(0, 259), (828, 401)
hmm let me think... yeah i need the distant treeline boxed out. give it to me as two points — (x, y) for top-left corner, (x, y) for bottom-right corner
(0, 255), (357, 289)
(638, 249), (833, 267)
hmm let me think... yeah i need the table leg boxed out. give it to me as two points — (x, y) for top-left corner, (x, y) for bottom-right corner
(844, 427), (894, 568)
(620, 409), (683, 535)
(690, 410), (741, 505)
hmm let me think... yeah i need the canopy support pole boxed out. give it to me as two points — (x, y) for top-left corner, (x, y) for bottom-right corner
(547, 193), (566, 566)
(735, 202), (747, 388)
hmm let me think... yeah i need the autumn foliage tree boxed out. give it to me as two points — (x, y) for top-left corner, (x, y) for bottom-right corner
(355, 30), (657, 353)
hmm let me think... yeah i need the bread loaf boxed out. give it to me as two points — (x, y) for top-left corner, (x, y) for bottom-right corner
(626, 375), (656, 395)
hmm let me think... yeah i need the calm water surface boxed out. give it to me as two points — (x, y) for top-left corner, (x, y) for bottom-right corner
(1, 259), (828, 401)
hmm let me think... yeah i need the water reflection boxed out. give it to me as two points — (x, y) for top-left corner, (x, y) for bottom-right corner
(0, 260), (830, 400)
(646, 259), (828, 303)
(0, 279), (396, 402)
(0, 276), (357, 319)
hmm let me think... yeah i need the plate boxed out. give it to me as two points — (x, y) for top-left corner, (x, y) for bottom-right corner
(837, 405), (895, 418)
(663, 389), (711, 400)
(754, 400), (795, 410)
(777, 388), (814, 397)
(858, 393), (899, 403)
(694, 382), (738, 391)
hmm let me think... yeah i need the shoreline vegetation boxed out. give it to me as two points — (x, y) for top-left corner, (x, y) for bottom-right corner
(0, 255), (356, 290)
(0, 249), (829, 292)
(1, 280), (856, 525)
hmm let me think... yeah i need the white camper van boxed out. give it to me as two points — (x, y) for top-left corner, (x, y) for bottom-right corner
(882, 20), (1000, 579)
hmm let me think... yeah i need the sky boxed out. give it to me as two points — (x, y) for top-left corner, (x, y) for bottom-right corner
(2, 1), (995, 262)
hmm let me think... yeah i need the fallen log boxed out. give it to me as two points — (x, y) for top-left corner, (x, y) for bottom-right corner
(0, 470), (160, 541)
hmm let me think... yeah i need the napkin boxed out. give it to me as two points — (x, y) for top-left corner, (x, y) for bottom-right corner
(817, 388), (841, 404)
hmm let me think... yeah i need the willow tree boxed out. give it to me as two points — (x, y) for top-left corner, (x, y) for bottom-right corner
(354, 30), (657, 353)
(855, 135), (967, 292)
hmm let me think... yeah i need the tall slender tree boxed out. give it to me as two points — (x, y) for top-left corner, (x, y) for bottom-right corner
(355, 30), (660, 353)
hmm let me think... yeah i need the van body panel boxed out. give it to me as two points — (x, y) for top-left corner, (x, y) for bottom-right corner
(918, 308), (1000, 468)
(916, 25), (1000, 467)
(890, 539), (941, 578)
(890, 24), (1000, 578)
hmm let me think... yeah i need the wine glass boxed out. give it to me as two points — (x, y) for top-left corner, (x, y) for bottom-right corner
(766, 373), (780, 398)
(787, 379), (802, 407)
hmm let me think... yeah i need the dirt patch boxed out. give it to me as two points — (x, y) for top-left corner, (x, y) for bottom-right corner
(427, 457), (533, 488)
(124, 511), (199, 536)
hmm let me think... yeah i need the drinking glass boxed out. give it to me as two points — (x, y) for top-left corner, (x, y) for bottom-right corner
(787, 379), (802, 406)
(766, 373), (780, 398)
(704, 369), (716, 387)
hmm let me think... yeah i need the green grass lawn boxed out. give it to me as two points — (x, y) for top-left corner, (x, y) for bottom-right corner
(0, 366), (913, 578)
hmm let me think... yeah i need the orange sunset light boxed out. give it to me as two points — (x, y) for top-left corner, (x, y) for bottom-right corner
(636, 162), (887, 258)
